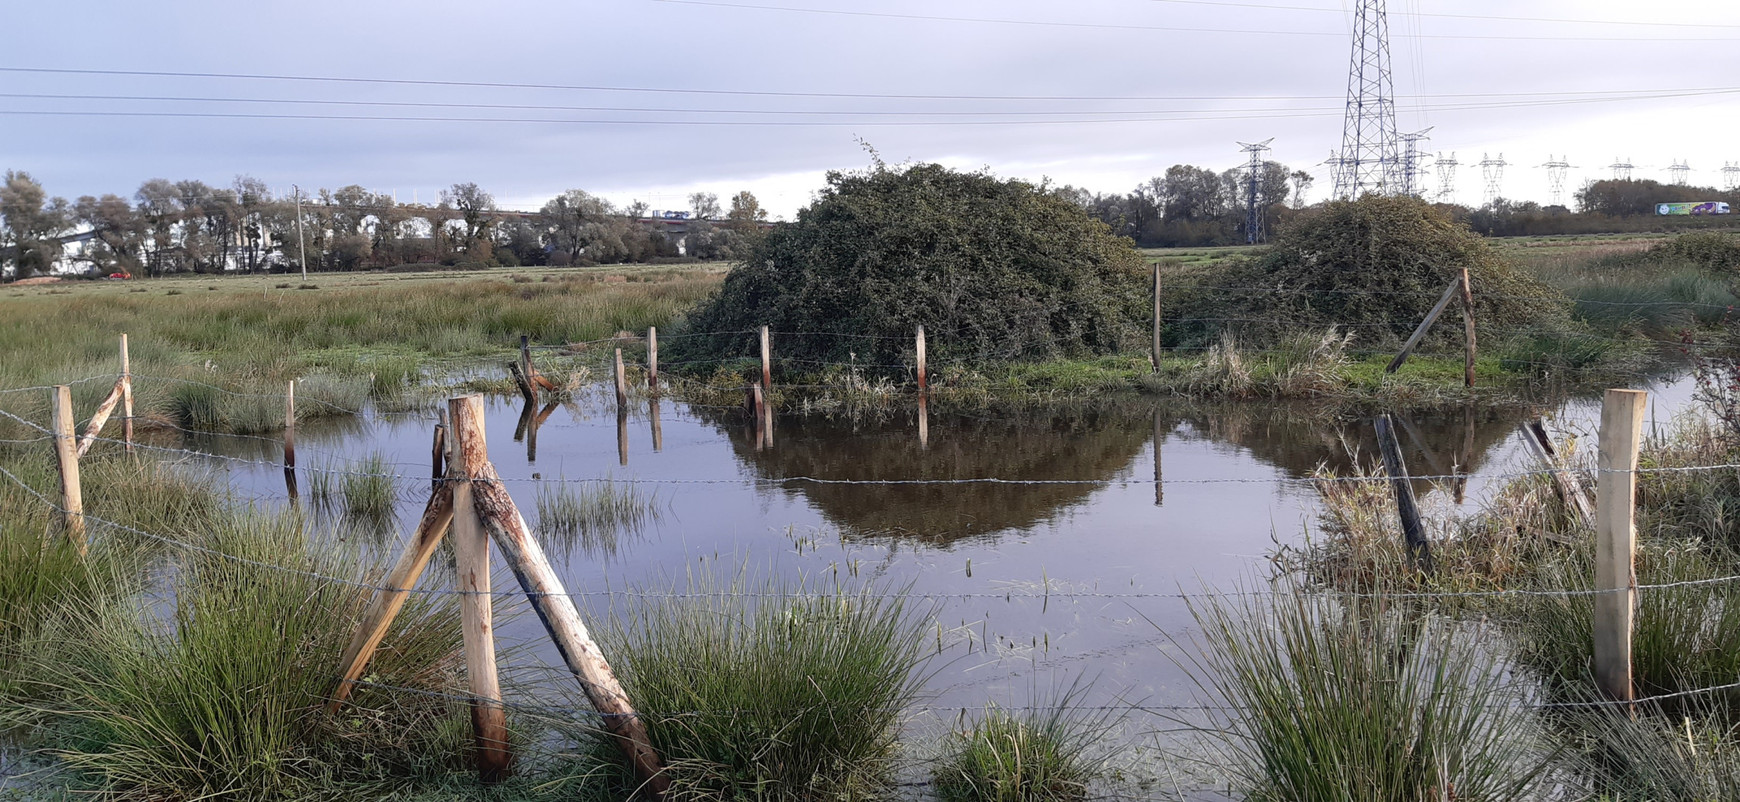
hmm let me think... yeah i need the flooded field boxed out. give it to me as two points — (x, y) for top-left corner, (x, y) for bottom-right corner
(160, 372), (1700, 734)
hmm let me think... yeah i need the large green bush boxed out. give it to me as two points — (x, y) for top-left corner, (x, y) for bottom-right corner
(1177, 195), (1568, 349)
(677, 163), (1149, 371)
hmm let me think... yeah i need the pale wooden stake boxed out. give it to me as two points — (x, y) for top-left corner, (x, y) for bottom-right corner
(1459, 267), (1477, 388)
(326, 483), (456, 711)
(647, 327), (659, 393)
(614, 348), (629, 413)
(1595, 389), (1647, 704)
(759, 325), (772, 390)
(1520, 419), (1594, 529)
(1386, 278), (1461, 374)
(447, 395), (669, 794)
(1375, 414), (1433, 573)
(1151, 263), (1162, 373)
(50, 385), (86, 553)
(916, 325), (928, 394)
(448, 402), (512, 781)
(120, 334), (133, 452)
(75, 380), (126, 458)
(284, 379), (298, 501)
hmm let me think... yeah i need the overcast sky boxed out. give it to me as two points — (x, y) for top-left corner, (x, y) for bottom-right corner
(4, 0), (1738, 219)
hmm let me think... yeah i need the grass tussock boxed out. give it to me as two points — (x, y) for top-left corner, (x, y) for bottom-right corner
(9, 512), (471, 799)
(534, 480), (662, 558)
(565, 573), (929, 801)
(1179, 588), (1553, 802)
(1561, 702), (1740, 801)
(934, 685), (1108, 802)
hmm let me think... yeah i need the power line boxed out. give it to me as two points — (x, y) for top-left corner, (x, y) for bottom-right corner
(1137, 0), (1740, 29)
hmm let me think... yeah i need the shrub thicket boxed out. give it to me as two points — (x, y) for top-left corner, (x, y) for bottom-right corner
(678, 163), (1149, 372)
(1175, 195), (1568, 350)
(1650, 230), (1740, 275)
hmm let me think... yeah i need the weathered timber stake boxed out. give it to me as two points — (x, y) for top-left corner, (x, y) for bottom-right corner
(1151, 263), (1162, 372)
(1386, 278), (1462, 374)
(1520, 419), (1595, 529)
(447, 394), (669, 794)
(519, 335), (533, 392)
(760, 325), (772, 390)
(431, 422), (448, 492)
(448, 398), (512, 781)
(1459, 267), (1477, 387)
(649, 398), (664, 452)
(507, 361), (537, 406)
(284, 380), (298, 502)
(647, 327), (659, 392)
(1375, 414), (1433, 572)
(614, 348), (629, 412)
(120, 334), (133, 452)
(1595, 389), (1647, 704)
(326, 483), (455, 710)
(49, 386), (85, 552)
(75, 380), (126, 458)
(916, 325), (928, 394)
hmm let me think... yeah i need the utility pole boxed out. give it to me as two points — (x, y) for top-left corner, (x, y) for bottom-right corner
(1334, 0), (1401, 199)
(1479, 153), (1508, 207)
(1434, 151), (1460, 203)
(1238, 138), (1274, 244)
(1540, 155), (1574, 207)
(294, 184), (308, 280)
(1399, 128), (1432, 198)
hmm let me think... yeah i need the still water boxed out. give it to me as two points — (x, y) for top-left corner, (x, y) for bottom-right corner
(183, 374), (1702, 767)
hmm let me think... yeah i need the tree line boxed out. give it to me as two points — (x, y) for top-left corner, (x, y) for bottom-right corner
(0, 172), (770, 279)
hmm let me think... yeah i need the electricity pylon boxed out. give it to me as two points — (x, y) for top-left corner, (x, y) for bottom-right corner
(1400, 128), (1432, 197)
(1608, 158), (1634, 182)
(1434, 151), (1459, 203)
(1333, 0), (1401, 199)
(1667, 160), (1692, 186)
(1540, 155), (1574, 207)
(1238, 139), (1275, 243)
(1480, 153), (1508, 206)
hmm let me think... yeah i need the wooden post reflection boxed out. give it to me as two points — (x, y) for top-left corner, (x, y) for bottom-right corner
(649, 397), (664, 452)
(1455, 405), (1475, 504)
(917, 395), (929, 450)
(1153, 405), (1164, 507)
(527, 402), (557, 463)
(760, 394), (775, 450)
(616, 408), (629, 466)
(513, 400), (533, 443)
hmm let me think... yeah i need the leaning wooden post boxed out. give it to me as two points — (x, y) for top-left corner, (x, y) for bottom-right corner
(759, 325), (772, 390)
(447, 395), (669, 794)
(1594, 389), (1646, 704)
(519, 335), (533, 386)
(1520, 419), (1594, 529)
(327, 482), (456, 711)
(1459, 267), (1477, 388)
(915, 325), (928, 394)
(75, 379), (126, 457)
(507, 362), (536, 406)
(1374, 414), (1433, 573)
(431, 419), (448, 493)
(1151, 262), (1162, 373)
(647, 327), (659, 393)
(284, 380), (299, 502)
(614, 348), (629, 413)
(1386, 278), (1461, 374)
(119, 334), (134, 452)
(49, 385), (86, 553)
(447, 396), (513, 781)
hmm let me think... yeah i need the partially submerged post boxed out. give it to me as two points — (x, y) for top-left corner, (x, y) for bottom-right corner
(507, 362), (537, 406)
(915, 325), (928, 395)
(447, 394), (669, 793)
(647, 327), (659, 393)
(49, 385), (85, 553)
(759, 325), (772, 390)
(1386, 278), (1461, 374)
(614, 348), (629, 413)
(1594, 389), (1646, 704)
(284, 380), (299, 502)
(1374, 414), (1432, 572)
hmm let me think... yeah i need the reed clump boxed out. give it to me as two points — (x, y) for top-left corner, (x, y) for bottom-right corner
(1559, 702), (1740, 801)
(567, 574), (929, 801)
(534, 480), (661, 558)
(934, 686), (1107, 802)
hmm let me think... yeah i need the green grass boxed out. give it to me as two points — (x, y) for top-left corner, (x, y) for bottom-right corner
(562, 573), (929, 801)
(1559, 702), (1740, 801)
(534, 480), (661, 558)
(341, 452), (400, 530)
(1178, 587), (1553, 802)
(934, 686), (1106, 802)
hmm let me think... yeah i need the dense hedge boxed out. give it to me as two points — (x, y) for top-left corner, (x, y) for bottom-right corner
(676, 163), (1149, 372)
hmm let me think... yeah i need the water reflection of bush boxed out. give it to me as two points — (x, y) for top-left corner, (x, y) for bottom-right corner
(698, 399), (1538, 545)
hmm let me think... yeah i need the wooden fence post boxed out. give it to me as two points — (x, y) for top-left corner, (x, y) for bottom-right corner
(647, 327), (659, 393)
(431, 417), (448, 493)
(614, 348), (629, 413)
(1459, 267), (1477, 387)
(916, 325), (927, 394)
(284, 380), (298, 502)
(447, 394), (669, 795)
(1595, 389), (1646, 704)
(1520, 419), (1594, 529)
(507, 362), (537, 406)
(50, 385), (85, 553)
(520, 335), (533, 388)
(1151, 262), (1162, 373)
(1374, 414), (1432, 573)
(75, 378), (126, 458)
(760, 325), (772, 390)
(1386, 278), (1461, 374)
(120, 334), (133, 452)
(447, 396), (513, 781)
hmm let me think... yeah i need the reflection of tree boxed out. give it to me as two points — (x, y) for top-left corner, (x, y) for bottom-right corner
(698, 405), (1156, 545)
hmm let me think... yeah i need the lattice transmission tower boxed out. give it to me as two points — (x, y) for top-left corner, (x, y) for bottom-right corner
(1668, 160), (1692, 186)
(1608, 158), (1634, 181)
(1333, 0), (1401, 199)
(1479, 153), (1508, 206)
(1724, 161), (1740, 191)
(1539, 155), (1574, 207)
(1400, 128), (1432, 197)
(1238, 138), (1274, 244)
(1434, 151), (1459, 203)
